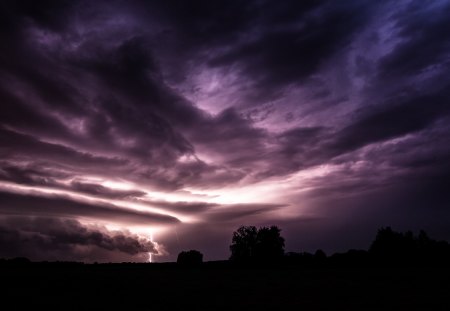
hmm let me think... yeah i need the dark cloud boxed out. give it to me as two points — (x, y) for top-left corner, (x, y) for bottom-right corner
(331, 89), (450, 155)
(0, 127), (127, 169)
(208, 2), (371, 89)
(0, 191), (180, 225)
(0, 161), (148, 200)
(1, 0), (450, 261)
(0, 84), (76, 142)
(267, 126), (329, 176)
(151, 0), (375, 93)
(0, 161), (69, 187)
(70, 181), (146, 199)
(203, 203), (285, 223)
(378, 1), (450, 78)
(5, 0), (74, 31)
(191, 108), (269, 166)
(134, 200), (285, 219)
(0, 216), (158, 262)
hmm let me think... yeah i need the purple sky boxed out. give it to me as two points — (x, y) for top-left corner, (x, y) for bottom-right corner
(1, 0), (450, 262)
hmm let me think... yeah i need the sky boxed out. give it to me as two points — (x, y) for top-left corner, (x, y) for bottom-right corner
(1, 0), (450, 262)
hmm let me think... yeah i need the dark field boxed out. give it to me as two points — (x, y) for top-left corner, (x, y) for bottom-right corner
(2, 263), (450, 310)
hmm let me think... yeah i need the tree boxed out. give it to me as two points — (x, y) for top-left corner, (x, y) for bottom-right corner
(230, 225), (285, 262)
(368, 227), (450, 266)
(230, 226), (258, 261)
(369, 227), (418, 261)
(177, 250), (203, 266)
(314, 249), (327, 264)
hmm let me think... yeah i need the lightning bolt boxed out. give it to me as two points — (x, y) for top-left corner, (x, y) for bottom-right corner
(149, 232), (154, 263)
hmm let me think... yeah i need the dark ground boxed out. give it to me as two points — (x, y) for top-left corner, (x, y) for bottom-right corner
(1, 263), (450, 310)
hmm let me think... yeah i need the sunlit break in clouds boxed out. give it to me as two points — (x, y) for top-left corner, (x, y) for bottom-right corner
(1, 0), (450, 262)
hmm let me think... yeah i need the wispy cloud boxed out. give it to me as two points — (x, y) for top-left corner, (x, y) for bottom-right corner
(1, 0), (450, 261)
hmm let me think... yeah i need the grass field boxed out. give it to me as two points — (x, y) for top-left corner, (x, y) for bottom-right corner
(2, 264), (450, 310)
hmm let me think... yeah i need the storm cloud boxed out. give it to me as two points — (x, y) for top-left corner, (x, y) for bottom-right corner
(0, 216), (161, 262)
(1, 0), (450, 261)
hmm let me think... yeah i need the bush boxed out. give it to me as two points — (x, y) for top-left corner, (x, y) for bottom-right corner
(177, 250), (203, 266)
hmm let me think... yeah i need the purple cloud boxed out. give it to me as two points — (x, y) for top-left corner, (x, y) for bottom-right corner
(1, 0), (450, 261)
(0, 216), (160, 262)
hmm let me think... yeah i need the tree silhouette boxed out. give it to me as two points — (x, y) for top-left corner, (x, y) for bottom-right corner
(230, 225), (285, 262)
(177, 250), (203, 266)
(369, 227), (450, 266)
(314, 249), (327, 265)
(369, 227), (405, 259)
(230, 226), (258, 261)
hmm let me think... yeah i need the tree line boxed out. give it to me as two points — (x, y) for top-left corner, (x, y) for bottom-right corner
(177, 225), (450, 267)
(2, 225), (450, 266)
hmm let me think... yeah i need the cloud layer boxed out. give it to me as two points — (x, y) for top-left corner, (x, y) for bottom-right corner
(1, 0), (450, 261)
(0, 216), (161, 262)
